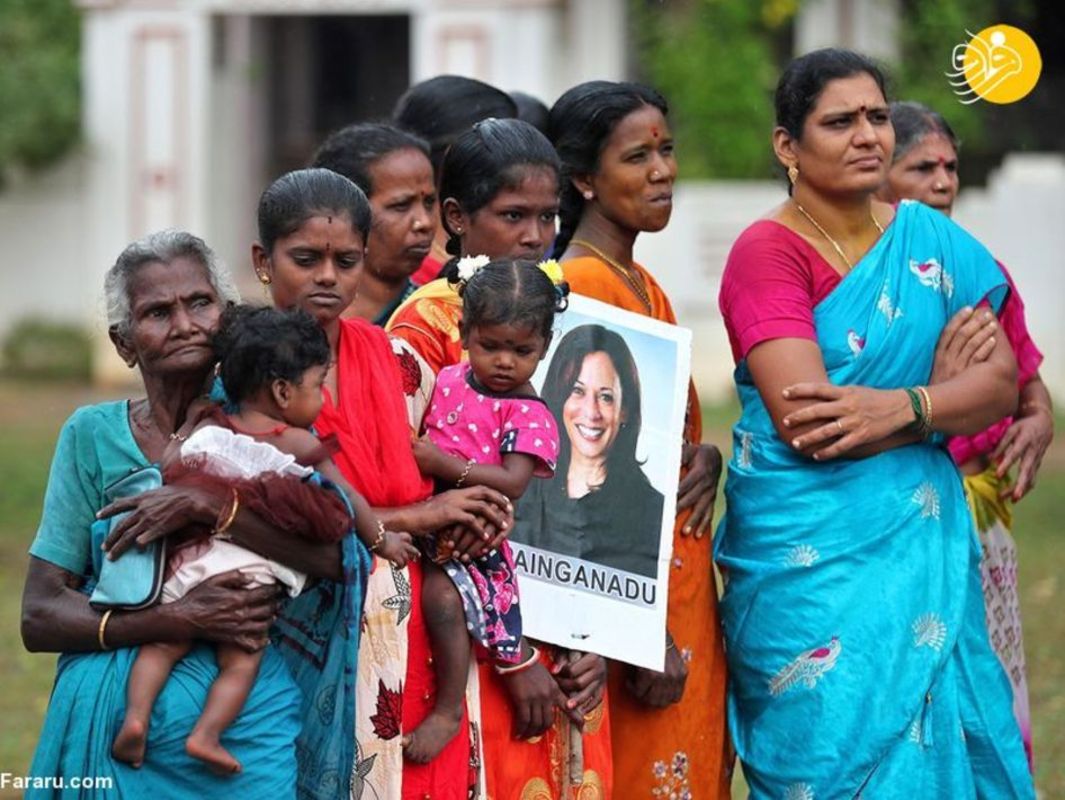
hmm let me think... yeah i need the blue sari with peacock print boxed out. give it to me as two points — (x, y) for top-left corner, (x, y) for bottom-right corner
(714, 201), (1034, 799)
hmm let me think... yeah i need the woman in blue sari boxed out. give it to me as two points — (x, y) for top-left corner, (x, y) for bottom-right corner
(21, 231), (368, 798)
(715, 49), (1034, 798)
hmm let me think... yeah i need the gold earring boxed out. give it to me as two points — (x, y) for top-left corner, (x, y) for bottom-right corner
(258, 272), (271, 285)
(787, 165), (799, 185)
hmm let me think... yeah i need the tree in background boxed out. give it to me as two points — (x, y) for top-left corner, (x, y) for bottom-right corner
(631, 0), (1024, 182)
(0, 0), (80, 183)
(632, 0), (794, 179)
(892, 0), (993, 169)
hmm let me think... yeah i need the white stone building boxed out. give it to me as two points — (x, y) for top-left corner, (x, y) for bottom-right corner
(0, 0), (1061, 400)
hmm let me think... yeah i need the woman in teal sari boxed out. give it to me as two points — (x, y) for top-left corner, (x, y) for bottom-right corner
(21, 231), (367, 798)
(715, 49), (1034, 798)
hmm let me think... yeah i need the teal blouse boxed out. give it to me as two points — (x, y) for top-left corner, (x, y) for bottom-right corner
(26, 401), (301, 798)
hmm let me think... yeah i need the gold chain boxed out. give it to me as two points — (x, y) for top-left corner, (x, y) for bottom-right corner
(792, 201), (885, 272)
(570, 239), (652, 312)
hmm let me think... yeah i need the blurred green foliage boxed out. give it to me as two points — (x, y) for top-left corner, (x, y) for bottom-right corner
(0, 0), (81, 181)
(891, 0), (995, 158)
(633, 0), (1015, 180)
(2, 317), (92, 382)
(632, 0), (793, 179)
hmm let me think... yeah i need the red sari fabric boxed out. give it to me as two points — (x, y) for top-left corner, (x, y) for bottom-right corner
(313, 318), (470, 799)
(315, 318), (433, 507)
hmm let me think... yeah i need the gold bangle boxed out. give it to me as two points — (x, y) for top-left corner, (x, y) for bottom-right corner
(98, 608), (113, 651)
(214, 487), (240, 538)
(454, 459), (475, 488)
(369, 519), (387, 552)
(916, 386), (934, 432)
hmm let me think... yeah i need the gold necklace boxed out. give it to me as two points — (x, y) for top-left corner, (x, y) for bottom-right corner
(792, 201), (885, 272)
(570, 238), (652, 312)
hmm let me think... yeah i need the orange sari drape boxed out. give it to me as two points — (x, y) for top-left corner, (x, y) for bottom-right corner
(385, 278), (466, 375)
(562, 256), (732, 798)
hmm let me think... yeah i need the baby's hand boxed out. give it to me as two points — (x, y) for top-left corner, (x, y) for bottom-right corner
(377, 530), (419, 568)
(412, 438), (444, 476)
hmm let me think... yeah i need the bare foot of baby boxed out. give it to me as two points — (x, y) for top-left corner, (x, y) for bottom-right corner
(402, 709), (463, 764)
(186, 731), (242, 775)
(112, 717), (148, 767)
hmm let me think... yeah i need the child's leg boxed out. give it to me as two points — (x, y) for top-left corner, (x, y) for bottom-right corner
(113, 641), (194, 767)
(404, 561), (468, 764)
(185, 644), (265, 774)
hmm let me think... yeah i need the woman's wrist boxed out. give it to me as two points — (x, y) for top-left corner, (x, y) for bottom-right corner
(103, 602), (188, 649)
(190, 485), (226, 526)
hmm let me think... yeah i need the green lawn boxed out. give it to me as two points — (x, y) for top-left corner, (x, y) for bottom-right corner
(0, 381), (1061, 796)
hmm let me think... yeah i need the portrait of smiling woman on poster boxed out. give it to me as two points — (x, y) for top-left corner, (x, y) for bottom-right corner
(513, 323), (665, 578)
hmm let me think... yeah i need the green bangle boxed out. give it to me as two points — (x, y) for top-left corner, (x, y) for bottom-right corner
(905, 387), (923, 423)
(904, 387), (931, 438)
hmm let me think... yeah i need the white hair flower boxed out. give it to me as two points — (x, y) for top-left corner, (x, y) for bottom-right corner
(456, 254), (490, 283)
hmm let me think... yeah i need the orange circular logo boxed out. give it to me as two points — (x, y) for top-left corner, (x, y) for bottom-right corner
(951, 25), (1041, 105)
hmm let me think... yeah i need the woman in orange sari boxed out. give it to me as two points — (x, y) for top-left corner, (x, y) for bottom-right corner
(548, 81), (732, 798)
(388, 118), (613, 799)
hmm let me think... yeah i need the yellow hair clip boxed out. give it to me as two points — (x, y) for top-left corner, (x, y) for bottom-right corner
(537, 258), (564, 285)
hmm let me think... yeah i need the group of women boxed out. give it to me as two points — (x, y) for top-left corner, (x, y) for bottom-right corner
(20, 46), (1048, 799)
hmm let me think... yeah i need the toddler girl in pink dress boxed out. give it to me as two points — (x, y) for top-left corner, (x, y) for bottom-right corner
(406, 257), (567, 762)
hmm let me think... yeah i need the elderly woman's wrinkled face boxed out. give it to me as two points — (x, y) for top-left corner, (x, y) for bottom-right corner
(115, 257), (222, 375)
(562, 350), (624, 463)
(886, 133), (959, 215)
(258, 214), (364, 327)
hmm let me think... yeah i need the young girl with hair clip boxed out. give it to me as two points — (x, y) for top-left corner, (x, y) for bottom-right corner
(404, 258), (568, 763)
(111, 305), (416, 775)
(386, 126), (613, 798)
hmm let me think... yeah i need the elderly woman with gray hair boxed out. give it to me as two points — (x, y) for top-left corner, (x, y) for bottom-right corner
(21, 231), (362, 797)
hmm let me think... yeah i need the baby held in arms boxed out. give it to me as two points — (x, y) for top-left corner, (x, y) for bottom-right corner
(111, 306), (416, 773)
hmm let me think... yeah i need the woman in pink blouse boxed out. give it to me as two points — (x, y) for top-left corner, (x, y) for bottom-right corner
(878, 99), (1054, 768)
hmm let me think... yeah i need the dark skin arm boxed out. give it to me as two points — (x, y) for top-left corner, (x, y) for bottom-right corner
(625, 631), (688, 708)
(994, 374), (1054, 501)
(100, 484), (344, 581)
(500, 640), (587, 738)
(413, 439), (537, 502)
(676, 443), (722, 537)
(749, 321), (1016, 460)
(21, 558), (280, 654)
(273, 427), (418, 566)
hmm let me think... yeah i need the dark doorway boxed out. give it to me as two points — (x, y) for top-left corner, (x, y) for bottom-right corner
(266, 14), (411, 176)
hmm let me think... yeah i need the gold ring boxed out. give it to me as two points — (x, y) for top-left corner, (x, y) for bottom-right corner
(835, 419), (844, 435)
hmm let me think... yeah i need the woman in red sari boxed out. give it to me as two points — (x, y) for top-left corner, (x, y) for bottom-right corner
(254, 168), (513, 798)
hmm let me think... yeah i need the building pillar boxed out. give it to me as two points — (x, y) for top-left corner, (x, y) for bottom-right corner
(80, 4), (211, 383)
